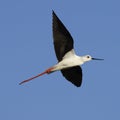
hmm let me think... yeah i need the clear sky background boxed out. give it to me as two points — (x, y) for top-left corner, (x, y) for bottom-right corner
(0, 0), (120, 120)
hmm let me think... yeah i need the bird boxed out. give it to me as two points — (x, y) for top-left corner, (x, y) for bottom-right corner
(19, 10), (103, 87)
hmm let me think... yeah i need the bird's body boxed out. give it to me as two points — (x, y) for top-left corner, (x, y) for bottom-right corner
(52, 50), (84, 71)
(19, 10), (103, 87)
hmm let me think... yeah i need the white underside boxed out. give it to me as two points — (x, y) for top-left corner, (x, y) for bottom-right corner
(52, 49), (84, 71)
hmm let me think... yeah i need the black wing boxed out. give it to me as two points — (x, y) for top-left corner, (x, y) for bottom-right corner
(52, 10), (74, 61)
(52, 11), (82, 87)
(61, 66), (82, 87)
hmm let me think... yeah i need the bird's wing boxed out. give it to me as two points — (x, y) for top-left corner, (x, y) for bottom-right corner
(52, 10), (74, 61)
(61, 66), (82, 87)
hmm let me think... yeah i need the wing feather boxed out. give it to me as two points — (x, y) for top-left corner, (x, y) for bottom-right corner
(61, 66), (82, 87)
(52, 11), (82, 87)
(52, 11), (74, 61)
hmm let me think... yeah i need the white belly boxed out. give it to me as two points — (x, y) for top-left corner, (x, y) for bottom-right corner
(53, 55), (83, 71)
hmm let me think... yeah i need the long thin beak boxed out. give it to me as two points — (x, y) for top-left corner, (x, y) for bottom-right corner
(92, 58), (104, 60)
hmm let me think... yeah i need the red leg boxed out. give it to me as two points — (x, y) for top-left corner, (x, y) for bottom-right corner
(19, 67), (54, 85)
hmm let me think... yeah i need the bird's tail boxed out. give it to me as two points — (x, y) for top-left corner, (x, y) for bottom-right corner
(19, 67), (54, 85)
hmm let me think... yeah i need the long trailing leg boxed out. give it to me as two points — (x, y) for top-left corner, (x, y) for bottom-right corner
(19, 67), (54, 85)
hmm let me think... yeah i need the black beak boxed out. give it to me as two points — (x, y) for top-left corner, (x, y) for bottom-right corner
(92, 58), (104, 60)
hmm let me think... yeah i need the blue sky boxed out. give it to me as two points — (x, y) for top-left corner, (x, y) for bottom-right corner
(0, 0), (120, 120)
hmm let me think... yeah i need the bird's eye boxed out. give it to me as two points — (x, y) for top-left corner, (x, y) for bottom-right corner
(87, 56), (90, 58)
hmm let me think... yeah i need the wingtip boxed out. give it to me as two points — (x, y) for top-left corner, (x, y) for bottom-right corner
(52, 10), (56, 15)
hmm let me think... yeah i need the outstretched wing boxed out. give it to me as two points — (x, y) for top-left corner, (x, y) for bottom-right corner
(61, 66), (82, 87)
(52, 11), (82, 87)
(52, 10), (74, 61)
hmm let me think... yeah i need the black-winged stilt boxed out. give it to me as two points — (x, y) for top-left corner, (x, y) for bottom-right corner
(19, 11), (103, 87)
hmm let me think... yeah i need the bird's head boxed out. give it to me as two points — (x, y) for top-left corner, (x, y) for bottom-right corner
(83, 55), (104, 62)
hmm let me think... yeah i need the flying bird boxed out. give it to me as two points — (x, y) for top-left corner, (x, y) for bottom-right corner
(19, 10), (103, 87)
